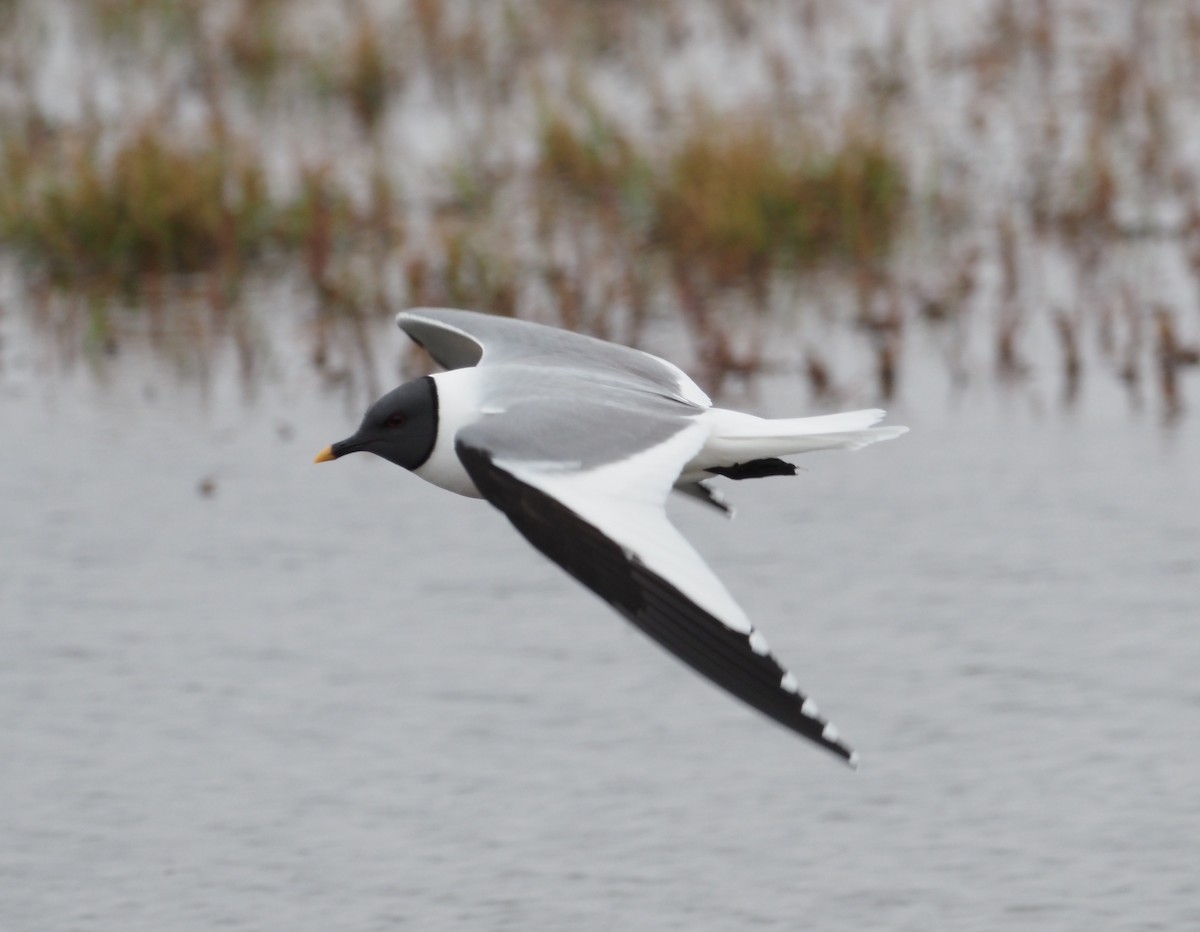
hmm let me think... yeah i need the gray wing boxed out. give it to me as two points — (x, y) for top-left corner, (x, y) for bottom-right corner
(396, 307), (712, 407)
(455, 400), (857, 766)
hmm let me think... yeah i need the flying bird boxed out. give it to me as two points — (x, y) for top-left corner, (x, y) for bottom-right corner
(315, 308), (907, 766)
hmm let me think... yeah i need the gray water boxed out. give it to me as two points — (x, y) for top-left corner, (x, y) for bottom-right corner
(2, 353), (1199, 931)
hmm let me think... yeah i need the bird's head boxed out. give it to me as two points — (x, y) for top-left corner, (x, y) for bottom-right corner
(314, 377), (438, 471)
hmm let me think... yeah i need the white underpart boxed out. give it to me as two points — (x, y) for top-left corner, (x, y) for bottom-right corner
(496, 423), (754, 634)
(412, 367), (487, 498)
(683, 407), (908, 481)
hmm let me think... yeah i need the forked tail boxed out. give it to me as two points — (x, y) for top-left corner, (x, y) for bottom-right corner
(698, 407), (908, 469)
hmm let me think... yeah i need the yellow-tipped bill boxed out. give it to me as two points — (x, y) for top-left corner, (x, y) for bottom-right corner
(313, 445), (337, 463)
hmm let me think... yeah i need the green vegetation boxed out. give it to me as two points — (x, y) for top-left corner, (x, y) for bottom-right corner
(85, 0), (201, 47)
(224, 0), (288, 92)
(343, 15), (392, 135)
(0, 1), (913, 386)
(0, 0), (1193, 412)
(0, 126), (273, 294)
(538, 110), (643, 205)
(653, 123), (905, 287)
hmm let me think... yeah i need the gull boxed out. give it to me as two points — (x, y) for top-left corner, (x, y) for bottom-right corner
(315, 308), (907, 766)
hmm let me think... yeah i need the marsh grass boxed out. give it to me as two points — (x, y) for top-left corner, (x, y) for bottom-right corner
(532, 106), (906, 383)
(87, 0), (201, 48)
(224, 0), (288, 93)
(0, 125), (276, 295)
(341, 13), (394, 136)
(0, 113), (389, 367)
(653, 121), (905, 288)
(0, 0), (1197, 414)
(538, 111), (641, 204)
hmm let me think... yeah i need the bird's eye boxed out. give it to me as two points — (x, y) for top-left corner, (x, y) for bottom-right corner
(385, 413), (406, 429)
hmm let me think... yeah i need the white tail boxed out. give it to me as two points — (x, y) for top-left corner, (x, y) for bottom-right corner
(691, 407), (908, 474)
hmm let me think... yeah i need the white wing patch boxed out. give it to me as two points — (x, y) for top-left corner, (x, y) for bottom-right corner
(459, 402), (859, 764)
(495, 423), (753, 635)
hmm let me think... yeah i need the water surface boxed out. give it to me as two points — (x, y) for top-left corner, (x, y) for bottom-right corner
(2, 348), (1197, 930)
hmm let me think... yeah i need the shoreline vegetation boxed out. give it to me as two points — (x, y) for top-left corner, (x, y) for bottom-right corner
(0, 0), (1197, 415)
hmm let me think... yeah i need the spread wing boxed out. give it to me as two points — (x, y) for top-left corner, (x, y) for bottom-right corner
(396, 307), (712, 407)
(454, 403), (857, 766)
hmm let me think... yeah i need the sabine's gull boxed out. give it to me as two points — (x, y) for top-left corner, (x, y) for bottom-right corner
(315, 308), (907, 766)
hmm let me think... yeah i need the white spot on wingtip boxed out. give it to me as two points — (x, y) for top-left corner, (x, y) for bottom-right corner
(801, 697), (819, 718)
(748, 630), (770, 655)
(848, 751), (860, 770)
(822, 722), (839, 742)
(780, 672), (799, 693)
(718, 614), (752, 634)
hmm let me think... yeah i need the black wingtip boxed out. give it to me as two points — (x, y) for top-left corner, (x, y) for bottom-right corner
(810, 726), (860, 769)
(459, 439), (861, 768)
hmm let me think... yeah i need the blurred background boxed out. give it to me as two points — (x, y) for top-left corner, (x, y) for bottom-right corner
(2, 2), (1197, 930)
